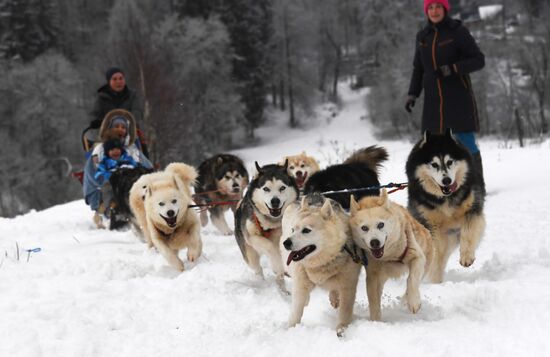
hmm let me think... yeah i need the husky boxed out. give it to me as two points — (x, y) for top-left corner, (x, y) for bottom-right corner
(406, 129), (486, 283)
(281, 152), (320, 190)
(234, 161), (299, 292)
(282, 193), (361, 337)
(129, 163), (202, 271)
(303, 146), (388, 209)
(109, 166), (153, 230)
(349, 190), (435, 321)
(194, 154), (249, 235)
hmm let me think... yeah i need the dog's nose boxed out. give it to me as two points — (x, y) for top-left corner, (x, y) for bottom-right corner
(370, 239), (380, 249)
(271, 197), (281, 208)
(296, 171), (303, 177)
(167, 210), (175, 217)
(232, 182), (239, 188)
(442, 176), (452, 186)
(283, 239), (293, 250)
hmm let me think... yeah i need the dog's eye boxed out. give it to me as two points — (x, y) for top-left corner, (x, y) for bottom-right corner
(235, 173), (240, 178)
(172, 199), (177, 204)
(361, 225), (369, 232)
(300, 164), (305, 168)
(446, 160), (453, 166)
(225, 175), (230, 180)
(377, 222), (384, 230)
(291, 228), (295, 233)
(289, 166), (295, 170)
(263, 187), (271, 192)
(431, 163), (439, 169)
(280, 186), (286, 192)
(159, 202), (165, 206)
(302, 228), (311, 234)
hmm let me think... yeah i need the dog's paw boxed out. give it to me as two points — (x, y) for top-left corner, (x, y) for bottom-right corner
(187, 250), (200, 262)
(405, 290), (421, 314)
(460, 252), (476, 267)
(221, 229), (233, 236)
(329, 290), (339, 309)
(336, 324), (348, 338)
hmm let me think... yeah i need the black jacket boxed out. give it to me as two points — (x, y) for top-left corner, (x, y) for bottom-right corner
(90, 85), (143, 127)
(408, 17), (485, 133)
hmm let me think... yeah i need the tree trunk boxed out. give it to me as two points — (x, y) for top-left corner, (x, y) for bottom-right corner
(283, 5), (296, 128)
(514, 108), (524, 147)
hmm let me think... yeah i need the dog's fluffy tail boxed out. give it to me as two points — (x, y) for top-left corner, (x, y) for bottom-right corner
(343, 146), (388, 174)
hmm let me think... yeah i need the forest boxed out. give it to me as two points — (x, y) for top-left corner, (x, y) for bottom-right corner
(0, 0), (548, 217)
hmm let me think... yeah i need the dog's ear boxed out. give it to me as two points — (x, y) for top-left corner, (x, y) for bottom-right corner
(445, 128), (457, 143)
(283, 159), (289, 170)
(379, 189), (390, 208)
(173, 174), (185, 193)
(255, 161), (263, 174)
(300, 195), (309, 209)
(320, 199), (333, 219)
(350, 195), (360, 216)
(217, 157), (224, 166)
(420, 130), (431, 148)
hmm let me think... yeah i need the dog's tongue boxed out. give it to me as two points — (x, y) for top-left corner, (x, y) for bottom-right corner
(286, 245), (316, 265)
(295, 173), (307, 188)
(441, 181), (458, 195)
(371, 247), (384, 259)
(286, 251), (298, 266)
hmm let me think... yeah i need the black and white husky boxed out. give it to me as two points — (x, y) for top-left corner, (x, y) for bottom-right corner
(234, 161), (299, 292)
(406, 129), (486, 283)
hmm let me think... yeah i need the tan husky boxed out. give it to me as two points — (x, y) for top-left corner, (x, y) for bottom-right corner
(349, 190), (435, 321)
(130, 163), (202, 272)
(282, 193), (361, 336)
(281, 152), (320, 189)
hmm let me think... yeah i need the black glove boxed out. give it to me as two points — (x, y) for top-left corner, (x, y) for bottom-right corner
(437, 64), (453, 78)
(405, 95), (416, 113)
(89, 118), (102, 129)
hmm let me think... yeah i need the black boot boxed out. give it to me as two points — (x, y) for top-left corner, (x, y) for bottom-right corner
(473, 152), (486, 195)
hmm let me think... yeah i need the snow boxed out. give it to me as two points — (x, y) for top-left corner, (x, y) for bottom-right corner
(479, 5), (503, 20)
(2, 85), (550, 356)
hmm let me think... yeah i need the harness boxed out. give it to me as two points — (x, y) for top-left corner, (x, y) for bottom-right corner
(396, 244), (409, 263)
(153, 223), (175, 239)
(342, 244), (369, 267)
(252, 213), (274, 239)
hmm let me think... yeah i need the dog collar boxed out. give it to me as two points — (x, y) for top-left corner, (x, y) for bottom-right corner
(396, 244), (409, 263)
(252, 213), (274, 239)
(153, 224), (174, 239)
(342, 245), (369, 267)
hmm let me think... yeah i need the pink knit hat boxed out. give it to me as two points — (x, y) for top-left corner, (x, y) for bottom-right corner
(424, 0), (450, 14)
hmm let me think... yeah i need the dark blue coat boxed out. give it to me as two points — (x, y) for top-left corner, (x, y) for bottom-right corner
(408, 17), (485, 133)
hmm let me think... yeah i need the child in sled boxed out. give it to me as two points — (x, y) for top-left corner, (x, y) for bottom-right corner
(83, 109), (152, 229)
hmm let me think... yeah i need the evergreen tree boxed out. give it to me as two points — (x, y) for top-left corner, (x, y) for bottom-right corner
(0, 0), (59, 62)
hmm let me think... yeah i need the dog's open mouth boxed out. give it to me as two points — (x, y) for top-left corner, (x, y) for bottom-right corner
(266, 204), (282, 217)
(370, 246), (385, 259)
(440, 181), (458, 196)
(295, 172), (308, 188)
(161, 214), (178, 228)
(286, 245), (316, 265)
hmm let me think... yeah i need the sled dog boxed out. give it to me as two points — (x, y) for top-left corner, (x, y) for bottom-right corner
(194, 154), (249, 235)
(282, 193), (361, 336)
(349, 190), (434, 321)
(130, 163), (202, 271)
(234, 161), (299, 292)
(281, 151), (320, 190)
(406, 129), (486, 283)
(303, 146), (388, 209)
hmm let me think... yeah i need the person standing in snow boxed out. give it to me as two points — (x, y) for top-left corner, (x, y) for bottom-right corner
(89, 67), (149, 158)
(405, 0), (485, 189)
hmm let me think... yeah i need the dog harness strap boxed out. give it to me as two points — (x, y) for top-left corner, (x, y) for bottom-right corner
(397, 245), (409, 263)
(252, 213), (273, 239)
(154, 225), (173, 239)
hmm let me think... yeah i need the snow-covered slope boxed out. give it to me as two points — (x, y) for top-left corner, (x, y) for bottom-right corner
(1, 86), (550, 357)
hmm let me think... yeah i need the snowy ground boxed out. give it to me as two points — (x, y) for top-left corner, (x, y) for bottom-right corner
(1, 86), (550, 357)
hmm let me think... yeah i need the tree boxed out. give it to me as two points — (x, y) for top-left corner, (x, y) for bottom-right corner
(0, 0), (59, 62)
